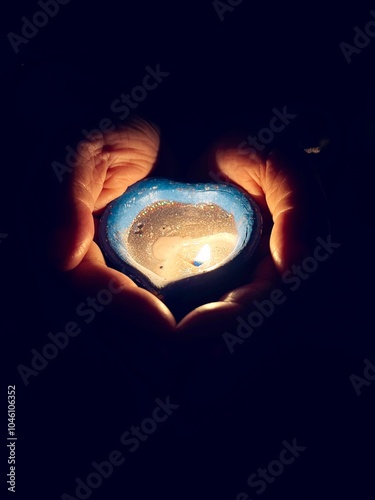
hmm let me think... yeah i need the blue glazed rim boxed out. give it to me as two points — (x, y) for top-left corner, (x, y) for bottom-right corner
(99, 178), (262, 298)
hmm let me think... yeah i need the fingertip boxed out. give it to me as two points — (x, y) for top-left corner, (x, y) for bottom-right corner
(175, 301), (244, 339)
(271, 239), (311, 274)
(48, 226), (92, 272)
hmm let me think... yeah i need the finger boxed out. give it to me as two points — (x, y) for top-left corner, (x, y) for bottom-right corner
(175, 256), (279, 336)
(49, 117), (161, 271)
(175, 301), (244, 339)
(220, 255), (280, 306)
(187, 135), (273, 234)
(262, 151), (310, 271)
(67, 240), (177, 335)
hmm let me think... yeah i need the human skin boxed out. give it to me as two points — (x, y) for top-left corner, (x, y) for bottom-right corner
(49, 116), (314, 338)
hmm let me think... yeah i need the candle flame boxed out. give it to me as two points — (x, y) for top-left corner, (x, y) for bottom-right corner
(193, 244), (211, 266)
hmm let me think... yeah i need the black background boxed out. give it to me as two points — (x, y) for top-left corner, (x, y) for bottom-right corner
(1, 1), (375, 499)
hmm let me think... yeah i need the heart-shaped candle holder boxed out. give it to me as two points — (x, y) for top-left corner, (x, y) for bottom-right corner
(99, 178), (262, 301)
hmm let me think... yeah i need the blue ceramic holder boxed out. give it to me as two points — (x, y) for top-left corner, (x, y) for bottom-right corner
(99, 178), (262, 300)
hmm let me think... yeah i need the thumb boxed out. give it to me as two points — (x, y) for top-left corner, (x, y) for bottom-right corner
(48, 173), (96, 272)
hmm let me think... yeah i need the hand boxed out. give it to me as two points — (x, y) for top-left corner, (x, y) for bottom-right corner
(49, 117), (177, 335)
(49, 118), (324, 339)
(176, 136), (320, 337)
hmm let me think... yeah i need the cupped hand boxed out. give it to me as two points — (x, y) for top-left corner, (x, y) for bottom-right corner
(49, 117), (176, 335)
(176, 137), (313, 337)
(49, 118), (321, 339)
